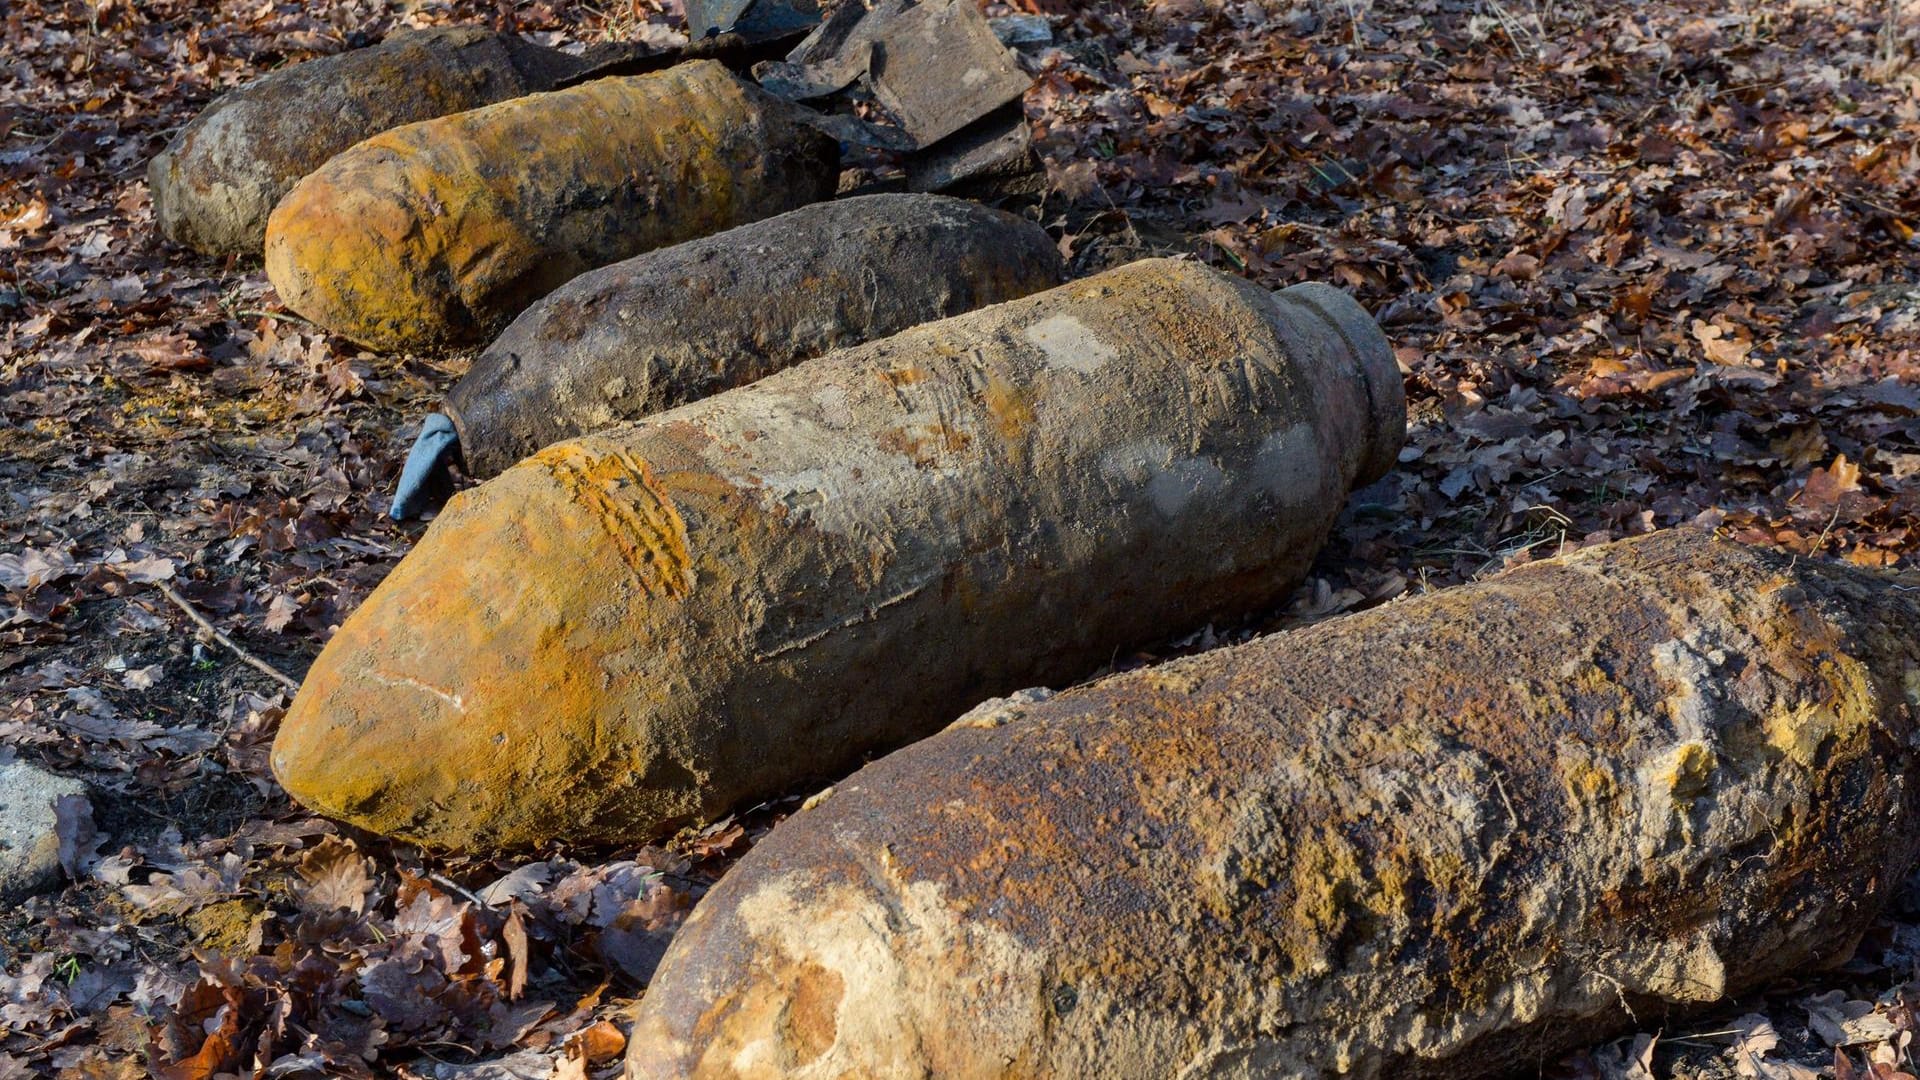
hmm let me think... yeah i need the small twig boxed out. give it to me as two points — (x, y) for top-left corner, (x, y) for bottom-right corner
(153, 581), (300, 692)
(1663, 1029), (1743, 1045)
(1587, 970), (1641, 1025)
(431, 873), (488, 908)
(232, 308), (317, 327)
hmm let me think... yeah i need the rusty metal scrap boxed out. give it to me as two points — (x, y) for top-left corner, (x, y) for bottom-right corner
(903, 104), (1043, 197)
(755, 0), (1033, 149)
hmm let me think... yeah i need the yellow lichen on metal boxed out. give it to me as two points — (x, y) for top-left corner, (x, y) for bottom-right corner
(534, 443), (693, 599)
(623, 531), (1920, 1080)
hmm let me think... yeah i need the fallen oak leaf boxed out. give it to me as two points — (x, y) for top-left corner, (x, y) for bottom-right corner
(503, 906), (529, 1002)
(0, 547), (83, 593)
(123, 332), (210, 373)
(1806, 990), (1899, 1048)
(1799, 454), (1863, 513)
(55, 792), (103, 882)
(477, 862), (555, 907)
(1692, 318), (1754, 365)
(146, 977), (247, 1080)
(565, 1019), (625, 1064)
(0, 196), (48, 233)
(110, 556), (175, 584)
(262, 593), (302, 633)
(1494, 249), (1541, 280)
(297, 836), (374, 915)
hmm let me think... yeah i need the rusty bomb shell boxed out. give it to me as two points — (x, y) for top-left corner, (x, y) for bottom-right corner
(388, 193), (1064, 519)
(263, 61), (840, 352)
(149, 26), (658, 256)
(624, 529), (1920, 1079)
(437, 192), (1065, 484)
(270, 257), (1405, 850)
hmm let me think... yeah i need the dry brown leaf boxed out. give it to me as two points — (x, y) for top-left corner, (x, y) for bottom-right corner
(1801, 454), (1863, 512)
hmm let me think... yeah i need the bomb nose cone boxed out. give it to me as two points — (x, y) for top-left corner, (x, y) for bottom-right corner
(270, 456), (686, 849)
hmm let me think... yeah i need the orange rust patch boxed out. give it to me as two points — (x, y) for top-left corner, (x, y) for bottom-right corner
(535, 443), (693, 598)
(881, 364), (929, 387)
(781, 960), (844, 1066)
(982, 375), (1036, 441)
(877, 424), (974, 466)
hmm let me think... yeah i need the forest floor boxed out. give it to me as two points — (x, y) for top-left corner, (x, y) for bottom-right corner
(7, 0), (1920, 1076)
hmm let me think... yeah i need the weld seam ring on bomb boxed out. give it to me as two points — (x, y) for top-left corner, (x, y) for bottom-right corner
(1275, 282), (1403, 486)
(534, 443), (693, 598)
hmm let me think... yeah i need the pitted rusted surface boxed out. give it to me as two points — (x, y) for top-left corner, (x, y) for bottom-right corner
(271, 258), (1404, 850)
(448, 193), (1065, 478)
(148, 27), (625, 256)
(625, 531), (1920, 1079)
(263, 61), (839, 351)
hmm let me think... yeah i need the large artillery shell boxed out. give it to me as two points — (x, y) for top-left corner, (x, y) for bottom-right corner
(625, 530), (1920, 1079)
(149, 27), (649, 256)
(270, 258), (1405, 850)
(263, 61), (839, 352)
(446, 193), (1066, 480)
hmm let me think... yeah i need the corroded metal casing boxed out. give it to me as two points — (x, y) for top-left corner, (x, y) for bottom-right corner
(263, 61), (840, 351)
(447, 193), (1067, 480)
(149, 27), (621, 256)
(270, 258), (1405, 850)
(624, 530), (1920, 1080)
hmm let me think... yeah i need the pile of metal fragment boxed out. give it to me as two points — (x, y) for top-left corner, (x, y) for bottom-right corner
(145, 5), (1920, 1077)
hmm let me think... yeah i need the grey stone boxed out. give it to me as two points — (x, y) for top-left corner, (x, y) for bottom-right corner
(0, 761), (85, 904)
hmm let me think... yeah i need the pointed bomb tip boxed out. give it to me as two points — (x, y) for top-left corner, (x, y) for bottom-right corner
(389, 413), (461, 521)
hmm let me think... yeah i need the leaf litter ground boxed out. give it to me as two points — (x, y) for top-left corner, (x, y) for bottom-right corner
(7, 0), (1920, 1075)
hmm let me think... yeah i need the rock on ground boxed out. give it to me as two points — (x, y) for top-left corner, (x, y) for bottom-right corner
(0, 760), (85, 905)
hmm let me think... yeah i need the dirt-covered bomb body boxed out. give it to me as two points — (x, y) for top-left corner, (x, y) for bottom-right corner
(625, 530), (1920, 1079)
(264, 61), (839, 351)
(149, 26), (642, 255)
(444, 193), (1068, 480)
(271, 258), (1405, 850)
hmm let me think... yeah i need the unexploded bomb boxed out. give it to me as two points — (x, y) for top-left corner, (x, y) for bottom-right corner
(264, 61), (840, 352)
(148, 26), (659, 256)
(270, 257), (1405, 850)
(389, 193), (1067, 517)
(625, 530), (1920, 1080)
